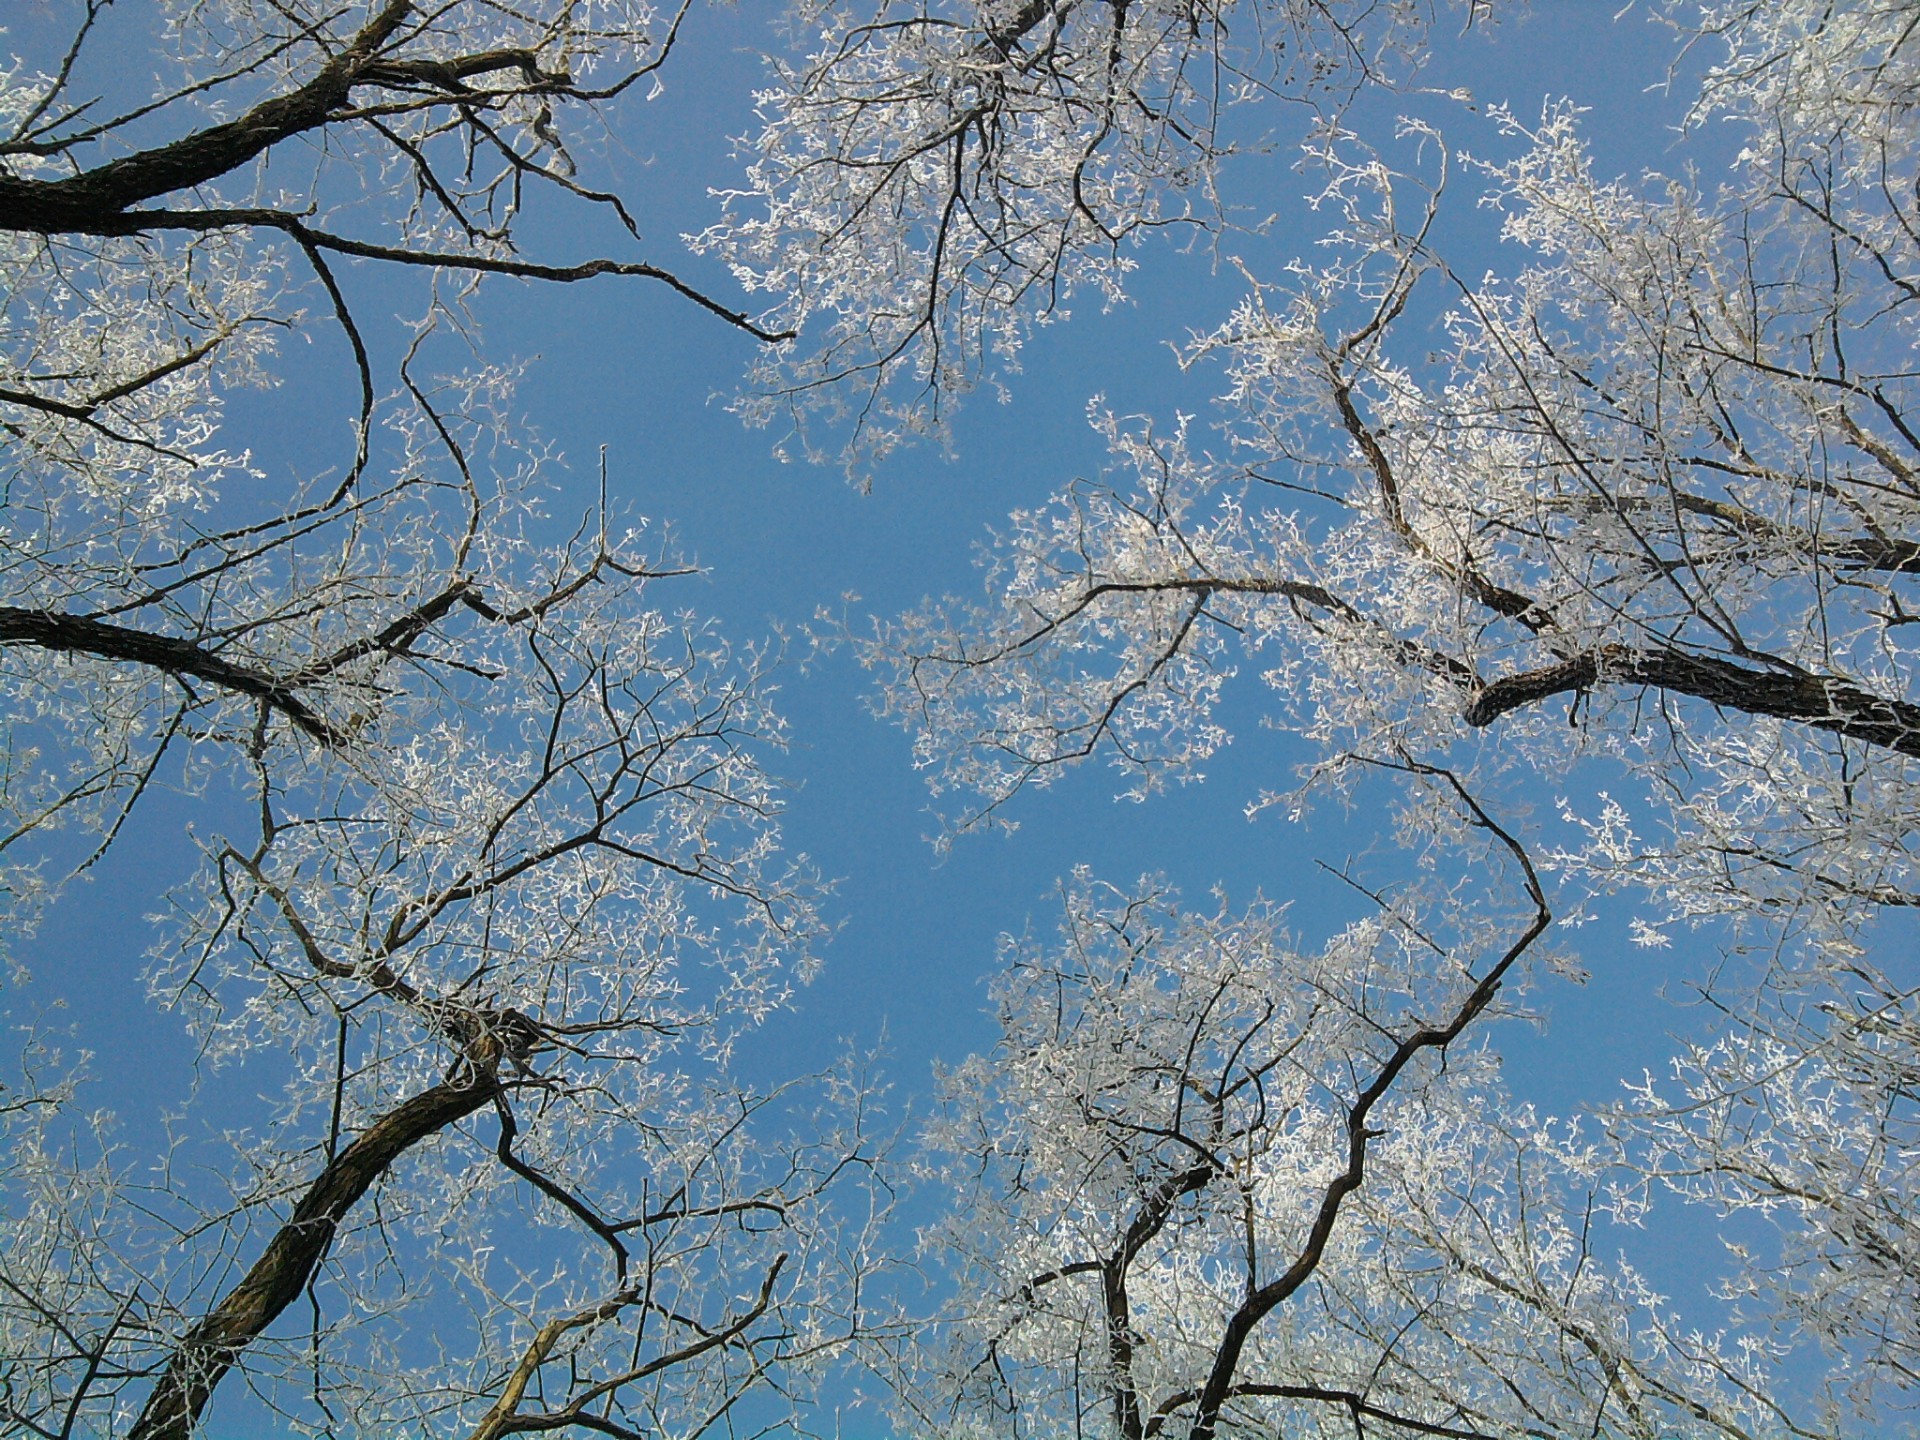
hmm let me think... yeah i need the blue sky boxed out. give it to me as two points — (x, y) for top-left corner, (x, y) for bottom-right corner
(455, 0), (1712, 1095)
(8, 1), (1829, 1430)
(24, 0), (1717, 1225)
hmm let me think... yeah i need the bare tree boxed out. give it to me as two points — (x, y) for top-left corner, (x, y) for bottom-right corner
(860, 0), (1919, 1422)
(0, 6), (898, 1436)
(905, 769), (1817, 1440)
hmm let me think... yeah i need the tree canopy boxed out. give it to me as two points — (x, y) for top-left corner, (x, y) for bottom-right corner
(1, 1), (1914, 1438)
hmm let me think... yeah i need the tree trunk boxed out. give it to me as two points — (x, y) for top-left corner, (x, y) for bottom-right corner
(126, 1073), (495, 1440)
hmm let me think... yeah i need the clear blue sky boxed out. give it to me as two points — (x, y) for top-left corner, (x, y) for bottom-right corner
(12, 3), (1805, 1430)
(23, 0), (1711, 1225)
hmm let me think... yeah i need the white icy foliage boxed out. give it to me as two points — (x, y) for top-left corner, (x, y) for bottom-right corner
(867, 0), (1920, 921)
(0, 423), (870, 1434)
(864, 2), (1920, 1425)
(0, 5), (894, 1436)
(912, 872), (1822, 1440)
(1618, 970), (1920, 1420)
(0, 0), (750, 902)
(696, 0), (1438, 465)
(871, 63), (1920, 925)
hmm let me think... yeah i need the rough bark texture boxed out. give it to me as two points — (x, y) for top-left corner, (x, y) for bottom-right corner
(126, 1074), (497, 1440)
(0, 607), (339, 743)
(0, 0), (417, 235)
(1463, 644), (1920, 759)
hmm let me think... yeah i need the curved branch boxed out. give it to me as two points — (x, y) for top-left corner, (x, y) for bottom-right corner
(1147, 1381), (1498, 1440)
(65, 207), (794, 343)
(1105, 1158), (1219, 1440)
(1464, 645), (1920, 759)
(1184, 770), (1552, 1440)
(0, 607), (341, 743)
(127, 1071), (499, 1440)
(465, 1254), (788, 1440)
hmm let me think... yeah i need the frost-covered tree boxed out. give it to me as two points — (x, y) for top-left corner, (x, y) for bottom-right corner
(869, 1), (1920, 927)
(0, 0), (1440, 883)
(862, 0), (1920, 1423)
(905, 777), (1828, 1439)
(0, 1), (1455, 1433)
(8, 0), (1912, 1436)
(0, 0), (792, 885)
(697, 0), (1451, 463)
(0, 5), (898, 1436)
(0, 505), (902, 1438)
(1615, 964), (1918, 1417)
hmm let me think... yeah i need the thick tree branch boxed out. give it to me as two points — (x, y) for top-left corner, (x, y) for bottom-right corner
(1104, 1159), (1218, 1440)
(1146, 1381), (1498, 1440)
(0, 607), (340, 743)
(126, 1072), (499, 1440)
(0, 0), (419, 231)
(1464, 645), (1920, 758)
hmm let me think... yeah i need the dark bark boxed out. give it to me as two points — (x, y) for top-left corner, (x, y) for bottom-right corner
(1463, 644), (1920, 759)
(1102, 1161), (1217, 1440)
(1831, 535), (1920, 574)
(1147, 1383), (1494, 1440)
(1184, 775), (1550, 1440)
(0, 606), (340, 743)
(126, 1073), (497, 1440)
(0, 0), (418, 234)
